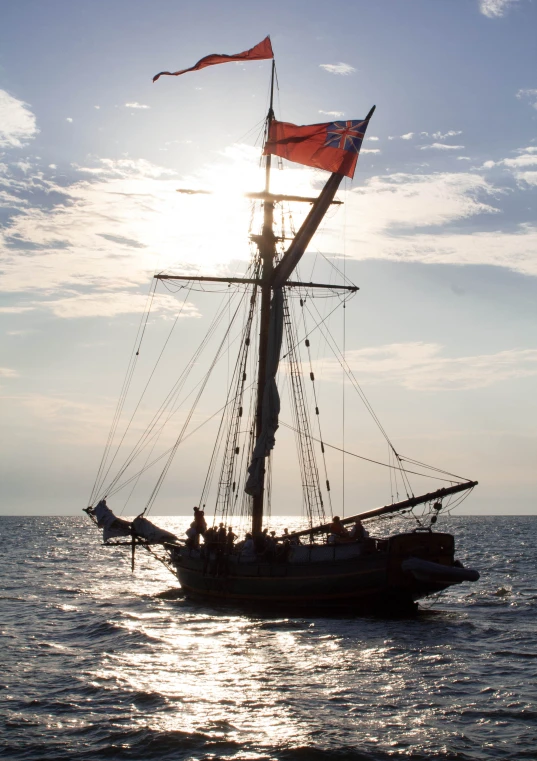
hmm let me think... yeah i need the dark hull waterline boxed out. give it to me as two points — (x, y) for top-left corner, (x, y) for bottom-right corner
(168, 531), (479, 612)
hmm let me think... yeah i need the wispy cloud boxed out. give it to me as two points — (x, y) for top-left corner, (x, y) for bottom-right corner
(367, 136), (380, 141)
(419, 143), (465, 151)
(401, 132), (414, 140)
(66, 117), (73, 123)
(482, 147), (537, 186)
(319, 62), (356, 76)
(0, 367), (18, 378)
(479, 0), (519, 18)
(0, 306), (35, 314)
(432, 130), (463, 140)
(0, 90), (39, 148)
(481, 147), (537, 171)
(315, 170), (537, 275)
(348, 172), (499, 232)
(125, 102), (151, 109)
(319, 110), (344, 117)
(361, 148), (381, 154)
(516, 88), (537, 109)
(40, 292), (200, 319)
(516, 171), (537, 186)
(0, 151), (264, 315)
(323, 343), (537, 391)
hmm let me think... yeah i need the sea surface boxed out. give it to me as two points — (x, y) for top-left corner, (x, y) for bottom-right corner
(1, 515), (536, 761)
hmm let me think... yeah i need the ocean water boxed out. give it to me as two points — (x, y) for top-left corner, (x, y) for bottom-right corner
(1, 515), (536, 761)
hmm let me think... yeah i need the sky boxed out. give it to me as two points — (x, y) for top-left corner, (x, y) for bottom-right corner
(1, 0), (536, 517)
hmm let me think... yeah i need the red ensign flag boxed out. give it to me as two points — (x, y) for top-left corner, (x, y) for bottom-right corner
(263, 117), (371, 179)
(153, 37), (273, 82)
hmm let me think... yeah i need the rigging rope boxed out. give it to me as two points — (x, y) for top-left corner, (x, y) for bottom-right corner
(96, 284), (193, 502)
(97, 286), (245, 502)
(142, 292), (250, 517)
(299, 298), (333, 516)
(89, 277), (158, 506)
(106, 381), (256, 499)
(278, 421), (471, 485)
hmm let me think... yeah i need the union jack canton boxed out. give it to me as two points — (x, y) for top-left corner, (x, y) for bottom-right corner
(324, 120), (366, 153)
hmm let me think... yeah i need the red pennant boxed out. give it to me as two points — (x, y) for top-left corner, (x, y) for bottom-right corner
(153, 36), (273, 83)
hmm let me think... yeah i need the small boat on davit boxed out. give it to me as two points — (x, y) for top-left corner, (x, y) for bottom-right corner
(84, 36), (479, 613)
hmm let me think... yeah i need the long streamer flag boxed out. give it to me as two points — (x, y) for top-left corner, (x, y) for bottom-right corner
(153, 36), (273, 82)
(264, 114), (373, 179)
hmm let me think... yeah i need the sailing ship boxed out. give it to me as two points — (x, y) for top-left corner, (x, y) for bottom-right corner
(84, 38), (479, 612)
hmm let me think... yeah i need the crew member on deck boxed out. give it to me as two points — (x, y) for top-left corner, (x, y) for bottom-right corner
(350, 519), (369, 541)
(242, 532), (256, 559)
(328, 516), (350, 541)
(226, 526), (236, 549)
(193, 507), (207, 535)
(186, 521), (200, 549)
(217, 522), (227, 546)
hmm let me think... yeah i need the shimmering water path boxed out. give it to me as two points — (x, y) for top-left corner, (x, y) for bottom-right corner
(1, 516), (536, 760)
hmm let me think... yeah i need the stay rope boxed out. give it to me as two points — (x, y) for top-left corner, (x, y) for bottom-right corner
(279, 420), (471, 485)
(142, 290), (250, 517)
(89, 277), (157, 506)
(97, 285), (245, 502)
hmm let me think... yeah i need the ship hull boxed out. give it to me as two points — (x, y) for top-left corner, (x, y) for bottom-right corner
(167, 531), (478, 612)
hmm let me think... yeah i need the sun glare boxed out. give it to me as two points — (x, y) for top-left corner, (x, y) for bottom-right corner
(156, 144), (346, 274)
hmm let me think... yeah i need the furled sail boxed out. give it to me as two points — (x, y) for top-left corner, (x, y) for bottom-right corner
(92, 500), (132, 542)
(132, 516), (177, 545)
(245, 287), (284, 496)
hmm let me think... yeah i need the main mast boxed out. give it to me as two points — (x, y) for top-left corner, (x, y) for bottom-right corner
(252, 59), (276, 535)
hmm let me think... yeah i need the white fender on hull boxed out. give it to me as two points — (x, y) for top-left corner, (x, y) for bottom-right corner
(402, 557), (480, 584)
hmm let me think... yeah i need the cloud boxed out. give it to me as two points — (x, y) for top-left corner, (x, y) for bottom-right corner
(1, 393), (115, 444)
(419, 143), (465, 151)
(361, 148), (381, 154)
(319, 63), (356, 76)
(432, 130), (463, 140)
(66, 117), (73, 123)
(2, 142), (536, 329)
(323, 343), (537, 391)
(401, 132), (414, 140)
(39, 291), (200, 319)
(502, 154), (537, 168)
(0, 367), (18, 378)
(479, 0), (519, 17)
(516, 88), (537, 109)
(125, 102), (151, 109)
(319, 110), (344, 117)
(315, 170), (537, 276)
(457, 156), (471, 161)
(348, 171), (499, 231)
(515, 171), (537, 186)
(485, 146), (537, 170)
(0, 90), (39, 148)
(0, 306), (35, 314)
(0, 151), (268, 315)
(367, 136), (380, 141)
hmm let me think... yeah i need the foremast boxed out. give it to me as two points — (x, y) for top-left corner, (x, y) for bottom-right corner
(252, 59), (277, 535)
